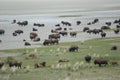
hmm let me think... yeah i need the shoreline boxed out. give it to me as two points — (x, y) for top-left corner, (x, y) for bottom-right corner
(0, 36), (120, 51)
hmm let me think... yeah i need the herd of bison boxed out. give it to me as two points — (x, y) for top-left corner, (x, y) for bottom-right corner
(0, 45), (118, 69)
(0, 18), (120, 70)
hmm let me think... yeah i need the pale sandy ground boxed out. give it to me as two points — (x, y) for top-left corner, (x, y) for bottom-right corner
(0, 10), (120, 50)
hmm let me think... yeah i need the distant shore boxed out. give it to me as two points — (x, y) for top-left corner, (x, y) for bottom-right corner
(0, 6), (120, 15)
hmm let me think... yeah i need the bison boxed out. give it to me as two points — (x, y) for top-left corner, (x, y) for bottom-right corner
(83, 27), (90, 32)
(59, 31), (68, 36)
(34, 62), (46, 68)
(33, 28), (38, 31)
(61, 21), (71, 26)
(48, 34), (60, 39)
(105, 22), (111, 26)
(9, 60), (22, 68)
(84, 55), (91, 63)
(69, 45), (79, 52)
(101, 32), (106, 38)
(33, 37), (40, 42)
(33, 23), (44, 27)
(0, 40), (2, 43)
(17, 21), (28, 26)
(43, 39), (51, 45)
(12, 32), (17, 36)
(43, 39), (59, 45)
(30, 32), (38, 40)
(111, 46), (117, 50)
(12, 19), (16, 24)
(0, 29), (5, 35)
(76, 21), (81, 25)
(50, 39), (59, 45)
(114, 29), (119, 34)
(94, 58), (108, 67)
(116, 25), (120, 28)
(0, 60), (4, 69)
(24, 42), (31, 46)
(14, 30), (23, 35)
(70, 32), (77, 37)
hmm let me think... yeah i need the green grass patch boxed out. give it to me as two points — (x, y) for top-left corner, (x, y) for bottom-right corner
(0, 37), (120, 80)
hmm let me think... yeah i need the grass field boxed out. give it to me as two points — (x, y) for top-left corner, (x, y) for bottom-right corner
(0, 37), (120, 80)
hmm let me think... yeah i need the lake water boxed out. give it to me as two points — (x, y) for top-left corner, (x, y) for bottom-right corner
(0, 4), (120, 50)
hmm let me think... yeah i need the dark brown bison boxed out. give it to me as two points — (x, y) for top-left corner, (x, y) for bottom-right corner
(51, 29), (58, 33)
(30, 32), (38, 40)
(15, 30), (23, 35)
(24, 42), (31, 46)
(105, 22), (111, 26)
(12, 32), (17, 36)
(0, 29), (5, 35)
(113, 19), (120, 24)
(114, 29), (119, 34)
(69, 45), (79, 52)
(43, 39), (51, 45)
(101, 32), (106, 38)
(59, 31), (68, 36)
(64, 28), (67, 31)
(111, 46), (117, 50)
(84, 55), (91, 63)
(33, 23), (44, 27)
(0, 40), (2, 43)
(33, 28), (38, 31)
(93, 18), (99, 24)
(94, 58), (108, 67)
(17, 21), (28, 26)
(61, 21), (71, 26)
(11, 19), (16, 24)
(48, 34), (60, 39)
(9, 60), (22, 68)
(76, 21), (81, 25)
(116, 25), (120, 28)
(70, 32), (77, 37)
(34, 62), (46, 68)
(0, 60), (4, 69)
(92, 29), (102, 34)
(43, 39), (59, 45)
(87, 30), (93, 34)
(87, 22), (91, 25)
(33, 37), (40, 42)
(55, 24), (60, 27)
(55, 27), (62, 31)
(50, 39), (59, 45)
(83, 27), (90, 32)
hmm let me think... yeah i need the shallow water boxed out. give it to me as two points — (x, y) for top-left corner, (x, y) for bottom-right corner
(0, 10), (120, 50)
